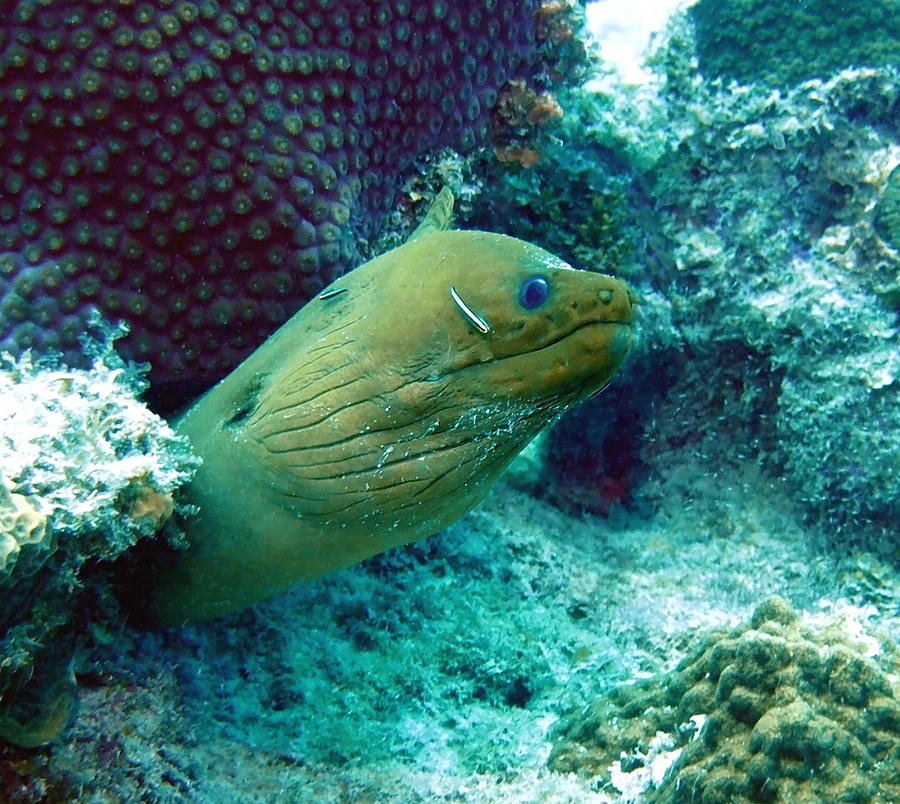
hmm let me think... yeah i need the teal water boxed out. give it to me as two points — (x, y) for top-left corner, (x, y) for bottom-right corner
(0, 1), (897, 801)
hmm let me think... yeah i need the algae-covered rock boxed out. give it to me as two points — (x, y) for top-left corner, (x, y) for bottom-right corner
(0, 638), (77, 750)
(549, 598), (900, 803)
(481, 7), (900, 538)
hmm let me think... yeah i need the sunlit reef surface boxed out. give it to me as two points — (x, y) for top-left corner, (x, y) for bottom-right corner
(0, 1), (898, 801)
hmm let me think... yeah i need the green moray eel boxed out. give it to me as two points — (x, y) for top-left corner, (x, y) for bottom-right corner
(150, 196), (634, 623)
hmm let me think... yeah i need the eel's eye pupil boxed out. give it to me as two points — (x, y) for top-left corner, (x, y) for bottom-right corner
(519, 275), (549, 310)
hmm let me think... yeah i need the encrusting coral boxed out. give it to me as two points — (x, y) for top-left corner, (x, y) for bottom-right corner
(0, 321), (198, 747)
(549, 597), (900, 804)
(874, 164), (900, 253)
(0, 0), (576, 396)
(690, 0), (900, 90)
(0, 483), (47, 583)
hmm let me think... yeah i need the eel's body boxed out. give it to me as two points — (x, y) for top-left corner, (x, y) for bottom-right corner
(151, 222), (634, 623)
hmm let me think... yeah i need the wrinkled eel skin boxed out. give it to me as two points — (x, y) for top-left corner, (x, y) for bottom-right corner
(151, 226), (634, 623)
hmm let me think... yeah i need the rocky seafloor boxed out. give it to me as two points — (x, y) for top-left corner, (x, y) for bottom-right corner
(6, 457), (898, 802)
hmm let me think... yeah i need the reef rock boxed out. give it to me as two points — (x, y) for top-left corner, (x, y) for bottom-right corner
(473, 5), (900, 536)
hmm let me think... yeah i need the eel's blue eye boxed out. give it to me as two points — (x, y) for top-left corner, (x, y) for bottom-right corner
(519, 275), (550, 310)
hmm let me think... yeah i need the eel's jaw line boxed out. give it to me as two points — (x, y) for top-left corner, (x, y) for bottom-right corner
(448, 318), (633, 377)
(520, 318), (632, 361)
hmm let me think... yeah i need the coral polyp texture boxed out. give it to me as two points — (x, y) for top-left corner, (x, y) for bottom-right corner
(0, 0), (550, 393)
(0, 483), (47, 583)
(549, 598), (900, 804)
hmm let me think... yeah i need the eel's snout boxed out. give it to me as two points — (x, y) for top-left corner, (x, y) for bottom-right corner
(593, 274), (635, 326)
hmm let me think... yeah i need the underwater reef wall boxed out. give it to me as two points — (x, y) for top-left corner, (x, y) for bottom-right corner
(474, 4), (900, 539)
(0, 0), (581, 396)
(0, 326), (197, 746)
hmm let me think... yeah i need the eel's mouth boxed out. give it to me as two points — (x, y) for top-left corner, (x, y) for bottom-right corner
(543, 319), (633, 396)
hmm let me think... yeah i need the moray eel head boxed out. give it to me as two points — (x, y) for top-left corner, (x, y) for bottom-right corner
(150, 230), (634, 623)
